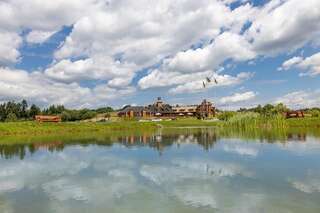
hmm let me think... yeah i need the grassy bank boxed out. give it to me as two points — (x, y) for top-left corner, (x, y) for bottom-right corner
(0, 119), (220, 136)
(0, 121), (159, 136)
(0, 117), (318, 137)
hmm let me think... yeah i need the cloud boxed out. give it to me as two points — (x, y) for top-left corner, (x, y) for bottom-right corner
(164, 32), (256, 74)
(246, 0), (320, 55)
(140, 159), (253, 186)
(0, 67), (135, 108)
(275, 89), (320, 109)
(0, 31), (21, 65)
(221, 140), (259, 157)
(2, 141), (310, 212)
(53, 1), (257, 98)
(220, 91), (257, 104)
(0, 0), (319, 106)
(0, 0), (99, 31)
(173, 185), (218, 208)
(279, 52), (320, 76)
(44, 56), (137, 86)
(54, 1), (252, 64)
(43, 178), (88, 201)
(26, 30), (56, 44)
(0, 0), (100, 65)
(169, 72), (253, 94)
(139, 70), (253, 94)
(278, 56), (304, 71)
(137, 30), (256, 94)
(290, 172), (320, 194)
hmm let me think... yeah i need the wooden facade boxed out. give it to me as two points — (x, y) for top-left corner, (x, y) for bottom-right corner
(172, 105), (197, 116)
(117, 106), (152, 118)
(118, 98), (216, 119)
(35, 115), (62, 122)
(284, 111), (304, 119)
(196, 99), (215, 119)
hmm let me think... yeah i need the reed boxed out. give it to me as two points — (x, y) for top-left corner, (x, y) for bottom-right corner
(223, 112), (287, 130)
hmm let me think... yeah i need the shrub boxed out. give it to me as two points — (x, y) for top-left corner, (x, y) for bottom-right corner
(5, 113), (18, 122)
(217, 111), (236, 121)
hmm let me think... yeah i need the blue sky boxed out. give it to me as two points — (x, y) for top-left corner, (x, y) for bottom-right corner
(0, 0), (319, 109)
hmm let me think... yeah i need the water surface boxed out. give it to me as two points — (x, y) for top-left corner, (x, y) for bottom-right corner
(0, 128), (320, 212)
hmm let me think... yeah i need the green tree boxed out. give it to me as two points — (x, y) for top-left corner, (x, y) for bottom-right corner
(262, 104), (276, 117)
(253, 104), (263, 114)
(29, 104), (40, 119)
(0, 104), (6, 121)
(274, 103), (289, 114)
(96, 107), (114, 113)
(61, 111), (72, 121)
(21, 100), (28, 118)
(80, 111), (97, 120)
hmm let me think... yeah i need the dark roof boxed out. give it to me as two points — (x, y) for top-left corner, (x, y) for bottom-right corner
(147, 104), (174, 114)
(118, 106), (150, 113)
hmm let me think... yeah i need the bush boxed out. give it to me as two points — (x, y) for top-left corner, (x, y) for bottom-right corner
(309, 109), (320, 117)
(80, 111), (97, 120)
(5, 113), (18, 122)
(61, 111), (72, 122)
(217, 111), (236, 121)
(60, 109), (97, 121)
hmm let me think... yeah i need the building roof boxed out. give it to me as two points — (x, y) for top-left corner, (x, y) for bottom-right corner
(147, 104), (174, 114)
(118, 105), (150, 113)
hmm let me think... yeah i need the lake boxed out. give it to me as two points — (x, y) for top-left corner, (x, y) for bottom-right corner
(0, 128), (320, 212)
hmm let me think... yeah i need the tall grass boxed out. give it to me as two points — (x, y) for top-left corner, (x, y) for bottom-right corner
(224, 112), (287, 130)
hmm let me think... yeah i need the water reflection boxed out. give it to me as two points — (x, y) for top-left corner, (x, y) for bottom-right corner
(0, 128), (319, 160)
(0, 128), (319, 212)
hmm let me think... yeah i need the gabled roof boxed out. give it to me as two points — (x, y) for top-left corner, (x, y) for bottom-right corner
(118, 106), (150, 113)
(147, 104), (174, 114)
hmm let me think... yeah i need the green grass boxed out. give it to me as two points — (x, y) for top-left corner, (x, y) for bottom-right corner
(0, 121), (158, 136)
(0, 117), (318, 138)
(285, 117), (320, 127)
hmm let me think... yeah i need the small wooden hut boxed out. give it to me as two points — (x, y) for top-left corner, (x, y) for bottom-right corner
(35, 115), (62, 122)
(284, 111), (304, 119)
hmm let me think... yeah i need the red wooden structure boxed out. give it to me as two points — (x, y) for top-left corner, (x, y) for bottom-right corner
(35, 115), (62, 123)
(285, 111), (304, 119)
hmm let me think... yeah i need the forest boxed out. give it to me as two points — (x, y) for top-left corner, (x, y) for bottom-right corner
(0, 100), (114, 122)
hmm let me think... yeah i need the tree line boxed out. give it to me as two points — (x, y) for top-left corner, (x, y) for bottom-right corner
(0, 100), (114, 122)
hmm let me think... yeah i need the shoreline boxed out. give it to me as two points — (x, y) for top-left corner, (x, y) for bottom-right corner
(0, 118), (318, 137)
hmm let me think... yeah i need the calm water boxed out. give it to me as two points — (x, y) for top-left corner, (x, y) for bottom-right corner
(0, 128), (320, 213)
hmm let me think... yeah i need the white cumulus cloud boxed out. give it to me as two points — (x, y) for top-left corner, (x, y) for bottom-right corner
(279, 52), (320, 76)
(0, 67), (135, 108)
(275, 89), (320, 109)
(220, 91), (257, 104)
(26, 30), (56, 44)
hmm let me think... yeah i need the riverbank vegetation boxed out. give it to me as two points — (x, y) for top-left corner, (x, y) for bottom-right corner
(0, 116), (319, 137)
(0, 100), (319, 137)
(217, 103), (320, 130)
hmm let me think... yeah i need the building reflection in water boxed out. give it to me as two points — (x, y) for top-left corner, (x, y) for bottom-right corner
(0, 129), (219, 159)
(117, 129), (218, 154)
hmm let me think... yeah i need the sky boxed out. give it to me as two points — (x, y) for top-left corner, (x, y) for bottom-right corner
(0, 0), (319, 110)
